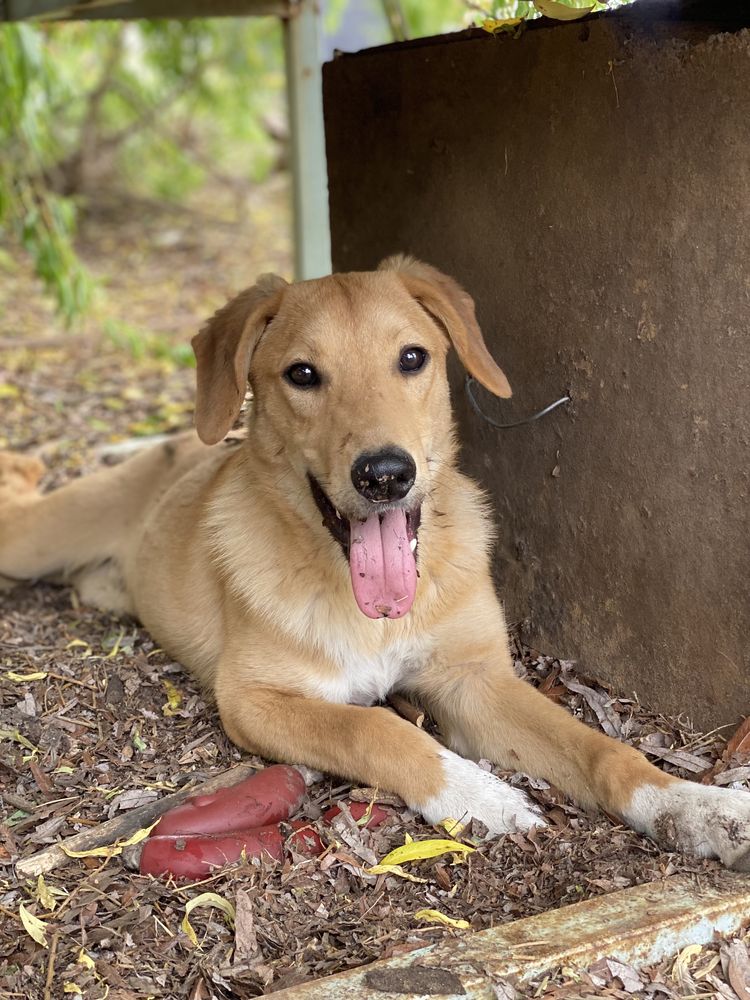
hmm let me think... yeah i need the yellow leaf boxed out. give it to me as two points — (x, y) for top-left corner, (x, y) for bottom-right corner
(162, 679), (183, 717)
(0, 728), (39, 752)
(365, 863), (428, 883)
(414, 908), (470, 929)
(437, 817), (468, 839)
(63, 984), (83, 994)
(5, 671), (48, 682)
(77, 948), (95, 970)
(672, 943), (704, 978)
(104, 627), (125, 659)
(61, 822), (157, 859)
(55, 766), (75, 775)
(533, 0), (595, 20)
(481, 16), (523, 33)
(19, 903), (49, 948)
(182, 892), (236, 949)
(0, 384), (21, 399)
(378, 838), (474, 868)
(66, 639), (92, 658)
(35, 875), (56, 912)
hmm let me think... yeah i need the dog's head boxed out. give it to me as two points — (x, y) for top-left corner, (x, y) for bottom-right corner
(192, 256), (510, 620)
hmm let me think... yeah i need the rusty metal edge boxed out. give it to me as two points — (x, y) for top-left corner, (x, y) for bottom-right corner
(270, 872), (750, 998)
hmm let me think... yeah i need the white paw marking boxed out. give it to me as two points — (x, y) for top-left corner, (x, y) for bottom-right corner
(626, 781), (750, 870)
(419, 750), (546, 835)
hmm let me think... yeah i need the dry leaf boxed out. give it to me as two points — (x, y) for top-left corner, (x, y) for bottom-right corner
(671, 943), (703, 989)
(727, 717), (750, 758)
(182, 892), (236, 949)
(77, 949), (95, 970)
(233, 889), (258, 964)
(5, 671), (48, 682)
(162, 678), (183, 716)
(35, 875), (56, 912)
(365, 863), (428, 883)
(724, 939), (750, 1000)
(19, 903), (48, 948)
(378, 838), (474, 868)
(414, 908), (470, 929)
(60, 821), (156, 858)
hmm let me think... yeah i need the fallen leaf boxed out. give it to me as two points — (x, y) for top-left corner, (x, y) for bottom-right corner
(60, 822), (156, 858)
(365, 863), (428, 883)
(724, 939), (750, 1000)
(5, 671), (48, 682)
(671, 943), (702, 989)
(19, 903), (49, 948)
(162, 678), (184, 716)
(727, 717), (750, 758)
(606, 957), (643, 993)
(414, 908), (470, 929)
(0, 728), (39, 752)
(65, 639), (92, 658)
(233, 889), (258, 964)
(35, 875), (56, 912)
(437, 818), (469, 839)
(378, 838), (474, 868)
(77, 949), (95, 970)
(182, 891), (236, 949)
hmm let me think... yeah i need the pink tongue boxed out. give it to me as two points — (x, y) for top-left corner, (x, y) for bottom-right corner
(349, 508), (417, 619)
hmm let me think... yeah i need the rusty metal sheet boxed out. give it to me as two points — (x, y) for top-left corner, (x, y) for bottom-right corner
(270, 872), (750, 997)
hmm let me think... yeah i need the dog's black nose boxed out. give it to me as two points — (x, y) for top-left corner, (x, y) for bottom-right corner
(351, 448), (416, 502)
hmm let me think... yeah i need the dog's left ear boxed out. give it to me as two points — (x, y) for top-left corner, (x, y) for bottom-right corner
(379, 255), (512, 398)
(192, 274), (288, 445)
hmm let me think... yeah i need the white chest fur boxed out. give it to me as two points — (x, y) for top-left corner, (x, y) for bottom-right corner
(307, 637), (430, 706)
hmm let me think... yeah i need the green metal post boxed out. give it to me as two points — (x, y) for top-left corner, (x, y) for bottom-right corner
(283, 0), (332, 280)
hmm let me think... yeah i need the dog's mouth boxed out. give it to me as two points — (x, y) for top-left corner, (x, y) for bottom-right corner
(307, 474), (421, 621)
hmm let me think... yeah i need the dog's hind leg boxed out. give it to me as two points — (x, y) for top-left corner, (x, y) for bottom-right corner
(0, 435), (206, 588)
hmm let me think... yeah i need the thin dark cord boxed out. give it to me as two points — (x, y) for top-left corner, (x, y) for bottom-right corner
(465, 376), (571, 430)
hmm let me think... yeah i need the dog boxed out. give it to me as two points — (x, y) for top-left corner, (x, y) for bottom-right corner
(2, 255), (749, 868)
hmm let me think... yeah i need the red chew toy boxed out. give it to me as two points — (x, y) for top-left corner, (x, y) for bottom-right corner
(139, 826), (285, 878)
(153, 764), (306, 837)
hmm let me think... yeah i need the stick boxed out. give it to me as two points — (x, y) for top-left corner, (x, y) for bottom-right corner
(15, 761), (260, 879)
(387, 693), (425, 729)
(43, 931), (59, 1000)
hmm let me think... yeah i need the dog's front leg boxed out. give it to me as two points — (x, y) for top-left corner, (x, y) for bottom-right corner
(413, 649), (750, 869)
(214, 671), (543, 835)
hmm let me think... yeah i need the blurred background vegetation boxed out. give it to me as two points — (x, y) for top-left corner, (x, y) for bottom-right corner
(0, 0), (629, 332)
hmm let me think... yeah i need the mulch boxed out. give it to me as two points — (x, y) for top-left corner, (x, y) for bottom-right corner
(1, 187), (749, 999)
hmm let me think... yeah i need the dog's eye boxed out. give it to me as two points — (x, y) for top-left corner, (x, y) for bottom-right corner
(399, 346), (428, 374)
(285, 363), (320, 388)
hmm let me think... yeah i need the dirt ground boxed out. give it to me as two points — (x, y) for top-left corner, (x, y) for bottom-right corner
(1, 185), (750, 998)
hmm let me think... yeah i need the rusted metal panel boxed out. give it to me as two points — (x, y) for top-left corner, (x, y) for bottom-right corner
(271, 873), (750, 997)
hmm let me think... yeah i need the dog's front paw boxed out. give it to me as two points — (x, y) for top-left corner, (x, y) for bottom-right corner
(626, 780), (750, 870)
(417, 749), (546, 835)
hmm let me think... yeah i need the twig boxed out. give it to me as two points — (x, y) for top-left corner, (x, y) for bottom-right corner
(387, 693), (425, 728)
(15, 760), (259, 878)
(43, 931), (59, 1000)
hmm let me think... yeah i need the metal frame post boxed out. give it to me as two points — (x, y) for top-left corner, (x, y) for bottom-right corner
(283, 0), (332, 280)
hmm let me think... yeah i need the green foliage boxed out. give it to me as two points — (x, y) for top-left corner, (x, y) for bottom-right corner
(0, 24), (93, 324)
(103, 318), (196, 368)
(0, 17), (283, 322)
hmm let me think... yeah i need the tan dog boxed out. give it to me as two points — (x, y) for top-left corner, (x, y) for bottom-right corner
(2, 256), (749, 867)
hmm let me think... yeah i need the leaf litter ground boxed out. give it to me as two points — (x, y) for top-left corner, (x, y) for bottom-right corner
(1, 185), (749, 999)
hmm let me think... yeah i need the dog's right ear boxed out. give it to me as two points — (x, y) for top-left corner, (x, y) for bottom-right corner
(192, 275), (288, 445)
